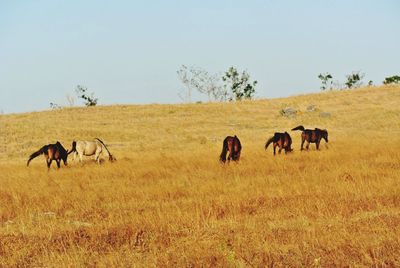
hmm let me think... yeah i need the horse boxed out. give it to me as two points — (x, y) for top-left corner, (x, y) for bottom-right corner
(291, 125), (328, 150)
(219, 135), (242, 163)
(70, 138), (116, 164)
(264, 132), (293, 155)
(27, 141), (71, 169)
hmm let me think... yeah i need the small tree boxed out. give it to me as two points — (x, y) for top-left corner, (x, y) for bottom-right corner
(383, 75), (400, 85)
(318, 73), (333, 90)
(75, 85), (98, 106)
(345, 71), (365, 89)
(222, 67), (257, 101)
(177, 65), (228, 102)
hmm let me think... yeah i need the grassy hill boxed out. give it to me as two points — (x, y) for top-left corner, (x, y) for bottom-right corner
(1, 85), (400, 266)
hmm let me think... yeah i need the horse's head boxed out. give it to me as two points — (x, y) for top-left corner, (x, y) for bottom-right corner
(232, 151), (241, 161)
(322, 130), (328, 142)
(232, 137), (242, 161)
(55, 141), (69, 166)
(109, 154), (116, 162)
(62, 154), (68, 166)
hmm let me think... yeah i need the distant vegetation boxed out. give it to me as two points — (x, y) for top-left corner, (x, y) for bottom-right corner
(49, 85), (97, 110)
(383, 75), (400, 85)
(222, 67), (257, 101)
(318, 73), (333, 91)
(177, 66), (399, 104)
(177, 65), (257, 102)
(318, 71), (367, 90)
(177, 65), (227, 102)
(344, 71), (365, 89)
(49, 102), (62, 110)
(317, 72), (399, 90)
(46, 71), (399, 112)
(75, 85), (98, 107)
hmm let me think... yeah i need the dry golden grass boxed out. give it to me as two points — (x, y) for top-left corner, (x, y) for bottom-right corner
(1, 85), (400, 267)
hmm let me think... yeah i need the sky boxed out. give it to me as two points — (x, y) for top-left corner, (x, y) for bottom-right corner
(0, 0), (399, 113)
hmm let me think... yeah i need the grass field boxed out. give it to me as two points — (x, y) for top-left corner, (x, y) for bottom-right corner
(1, 85), (400, 267)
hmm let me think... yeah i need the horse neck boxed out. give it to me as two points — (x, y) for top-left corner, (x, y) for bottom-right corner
(56, 143), (67, 156)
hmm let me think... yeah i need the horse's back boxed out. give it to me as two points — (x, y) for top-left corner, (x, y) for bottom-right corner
(76, 140), (98, 156)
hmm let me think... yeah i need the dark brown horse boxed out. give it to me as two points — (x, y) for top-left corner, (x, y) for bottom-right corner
(292, 125), (328, 150)
(265, 132), (293, 155)
(220, 135), (242, 163)
(27, 141), (71, 169)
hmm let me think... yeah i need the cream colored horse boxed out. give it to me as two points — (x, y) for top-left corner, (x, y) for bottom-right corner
(70, 138), (115, 164)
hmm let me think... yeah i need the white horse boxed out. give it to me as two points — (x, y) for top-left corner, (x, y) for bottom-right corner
(70, 138), (116, 164)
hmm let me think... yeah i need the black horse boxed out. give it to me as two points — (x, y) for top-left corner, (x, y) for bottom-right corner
(291, 125), (328, 150)
(265, 132), (293, 155)
(27, 141), (71, 169)
(220, 135), (242, 163)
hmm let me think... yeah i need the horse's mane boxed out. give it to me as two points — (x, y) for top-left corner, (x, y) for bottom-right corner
(55, 141), (68, 155)
(315, 128), (328, 134)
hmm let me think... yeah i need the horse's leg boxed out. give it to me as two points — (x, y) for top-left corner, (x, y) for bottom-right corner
(56, 159), (61, 169)
(79, 152), (83, 163)
(47, 159), (52, 169)
(278, 147), (282, 154)
(301, 139), (305, 151)
(273, 144), (276, 155)
(316, 140), (320, 150)
(95, 151), (101, 164)
(306, 141), (310, 150)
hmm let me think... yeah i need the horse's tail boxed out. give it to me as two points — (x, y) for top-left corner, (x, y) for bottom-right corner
(95, 138), (116, 161)
(292, 125), (305, 131)
(219, 137), (229, 163)
(264, 136), (274, 150)
(68, 141), (76, 155)
(27, 146), (46, 166)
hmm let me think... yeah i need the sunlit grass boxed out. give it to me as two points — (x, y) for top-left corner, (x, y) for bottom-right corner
(1, 85), (399, 266)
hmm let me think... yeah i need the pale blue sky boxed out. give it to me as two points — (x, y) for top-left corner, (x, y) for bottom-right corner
(1, 1), (399, 113)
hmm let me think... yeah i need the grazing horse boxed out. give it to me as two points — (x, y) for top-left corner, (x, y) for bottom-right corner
(220, 135), (242, 163)
(291, 125), (328, 150)
(27, 141), (71, 169)
(70, 138), (116, 164)
(265, 132), (293, 155)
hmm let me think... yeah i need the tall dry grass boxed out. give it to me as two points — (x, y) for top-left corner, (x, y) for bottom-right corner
(1, 85), (400, 266)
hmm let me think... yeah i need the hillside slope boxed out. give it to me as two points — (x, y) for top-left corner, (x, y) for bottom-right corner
(1, 86), (400, 266)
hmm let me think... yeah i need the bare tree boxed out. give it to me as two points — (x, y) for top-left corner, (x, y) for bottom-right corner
(66, 94), (75, 107)
(177, 65), (227, 102)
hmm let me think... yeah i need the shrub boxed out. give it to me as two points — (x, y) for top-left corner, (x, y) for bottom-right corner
(383, 75), (400, 85)
(75, 85), (98, 106)
(318, 73), (333, 90)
